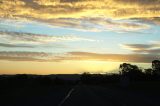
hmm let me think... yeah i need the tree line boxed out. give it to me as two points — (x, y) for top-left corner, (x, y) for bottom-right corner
(81, 60), (160, 84)
(0, 60), (160, 88)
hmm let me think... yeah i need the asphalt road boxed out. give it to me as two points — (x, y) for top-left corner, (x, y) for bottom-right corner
(1, 84), (160, 106)
(0, 85), (72, 106)
(62, 85), (160, 106)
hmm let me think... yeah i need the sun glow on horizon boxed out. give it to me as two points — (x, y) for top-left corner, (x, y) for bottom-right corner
(0, 60), (151, 74)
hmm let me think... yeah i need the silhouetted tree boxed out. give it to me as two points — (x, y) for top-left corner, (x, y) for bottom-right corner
(119, 63), (132, 75)
(144, 68), (153, 75)
(152, 60), (160, 75)
(80, 72), (92, 84)
(119, 63), (143, 81)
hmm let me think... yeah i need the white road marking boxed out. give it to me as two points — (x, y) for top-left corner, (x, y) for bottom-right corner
(58, 88), (75, 106)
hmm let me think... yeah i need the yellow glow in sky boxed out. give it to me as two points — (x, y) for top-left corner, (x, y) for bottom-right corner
(0, 60), (150, 74)
(0, 60), (121, 74)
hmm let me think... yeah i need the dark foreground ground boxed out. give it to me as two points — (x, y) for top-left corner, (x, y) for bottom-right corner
(1, 82), (160, 106)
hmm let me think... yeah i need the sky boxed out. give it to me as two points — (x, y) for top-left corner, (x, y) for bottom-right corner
(0, 0), (160, 74)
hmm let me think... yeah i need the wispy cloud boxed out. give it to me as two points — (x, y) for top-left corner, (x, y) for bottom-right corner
(67, 52), (159, 63)
(0, 31), (95, 45)
(0, 51), (158, 63)
(134, 17), (160, 26)
(0, 43), (34, 48)
(40, 18), (149, 32)
(0, 51), (50, 62)
(1, 17), (148, 32)
(0, 18), (26, 29)
(120, 44), (155, 51)
(0, 0), (159, 32)
(1, 0), (160, 19)
(86, 18), (149, 32)
(121, 42), (160, 54)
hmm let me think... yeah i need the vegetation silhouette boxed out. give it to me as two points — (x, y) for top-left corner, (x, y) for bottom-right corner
(80, 60), (160, 85)
(0, 60), (160, 88)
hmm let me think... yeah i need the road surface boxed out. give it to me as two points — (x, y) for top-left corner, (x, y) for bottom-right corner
(1, 84), (160, 106)
(62, 84), (160, 106)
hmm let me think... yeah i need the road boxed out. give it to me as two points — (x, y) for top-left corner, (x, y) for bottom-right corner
(62, 84), (160, 106)
(0, 85), (72, 106)
(1, 84), (160, 106)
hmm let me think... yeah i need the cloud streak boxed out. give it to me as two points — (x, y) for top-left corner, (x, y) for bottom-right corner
(0, 51), (50, 62)
(40, 18), (149, 32)
(67, 52), (159, 63)
(0, 31), (95, 44)
(0, 0), (159, 32)
(0, 43), (34, 48)
(121, 44), (155, 50)
(121, 42), (160, 54)
(1, 0), (160, 19)
(0, 51), (158, 63)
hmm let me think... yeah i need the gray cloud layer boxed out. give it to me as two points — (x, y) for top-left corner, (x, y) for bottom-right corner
(0, 51), (158, 63)
(0, 51), (51, 62)
(0, 31), (94, 44)
(121, 42), (160, 54)
(0, 31), (96, 49)
(0, 43), (34, 48)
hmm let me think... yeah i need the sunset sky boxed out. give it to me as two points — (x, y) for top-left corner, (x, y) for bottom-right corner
(0, 0), (160, 74)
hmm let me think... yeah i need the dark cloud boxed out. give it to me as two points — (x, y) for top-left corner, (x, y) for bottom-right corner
(143, 17), (160, 25)
(0, 43), (34, 48)
(121, 44), (155, 50)
(134, 49), (160, 54)
(121, 43), (160, 54)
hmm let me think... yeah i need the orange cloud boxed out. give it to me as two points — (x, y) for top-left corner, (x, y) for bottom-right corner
(0, 0), (160, 21)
